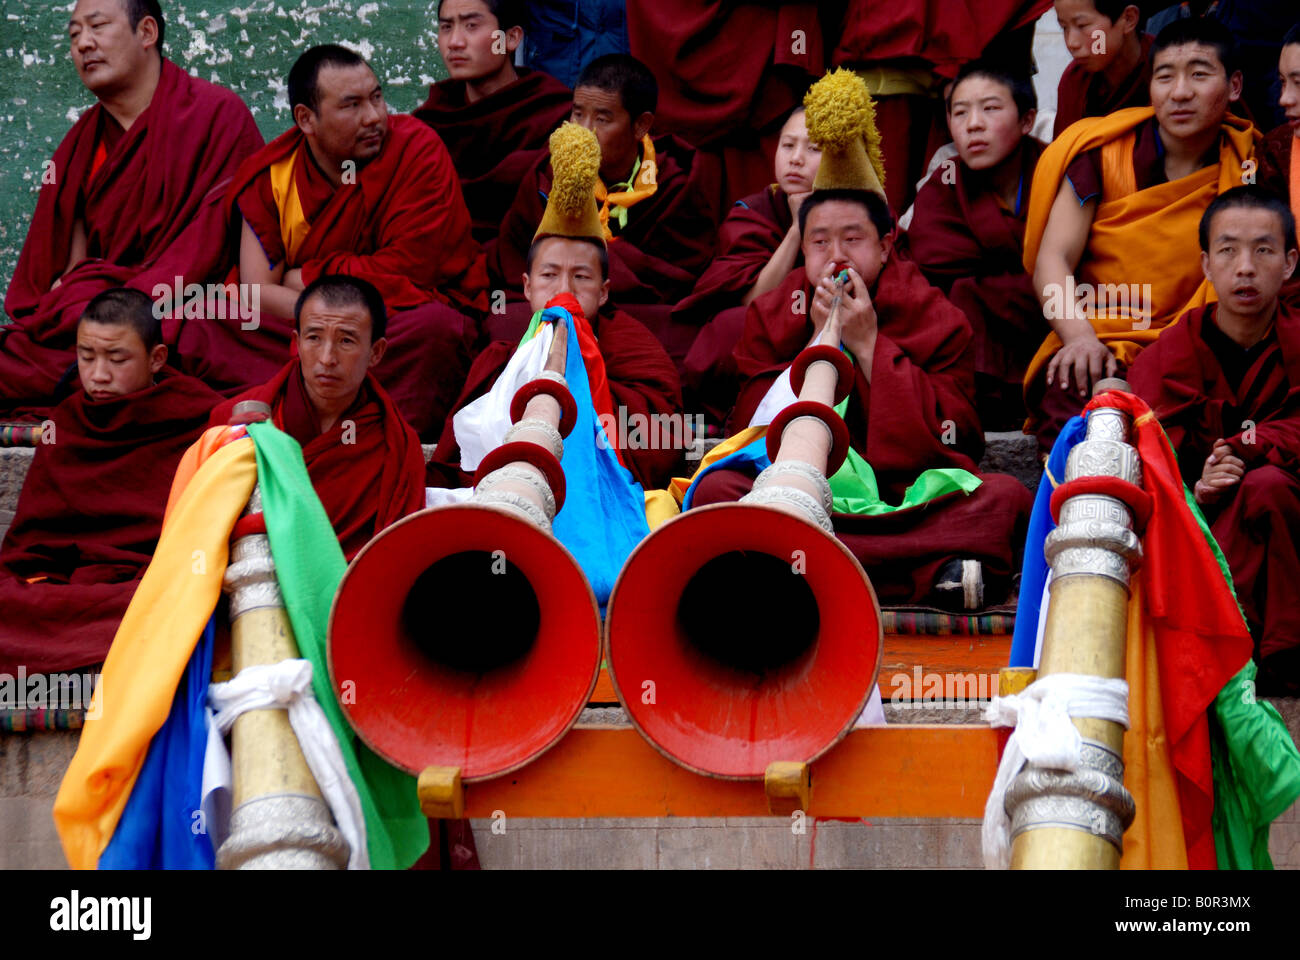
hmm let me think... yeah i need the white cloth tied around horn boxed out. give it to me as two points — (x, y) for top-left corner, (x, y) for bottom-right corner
(453, 321), (556, 472)
(205, 659), (369, 869)
(981, 673), (1130, 869)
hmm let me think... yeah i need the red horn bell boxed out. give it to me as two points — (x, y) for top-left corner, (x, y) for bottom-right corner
(604, 501), (882, 780)
(328, 503), (601, 781)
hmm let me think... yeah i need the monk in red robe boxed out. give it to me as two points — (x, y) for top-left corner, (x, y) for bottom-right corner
(414, 0), (571, 245)
(1, 0), (262, 421)
(831, 0), (1051, 213)
(210, 275), (424, 562)
(1258, 24), (1300, 302)
(905, 61), (1046, 430)
(702, 190), (1033, 607)
(192, 44), (487, 439)
(1053, 1), (1154, 137)
(487, 54), (722, 367)
(1024, 17), (1258, 454)
(674, 106), (822, 426)
(1130, 188), (1300, 694)
(625, 1), (824, 205)
(0, 289), (219, 675)
(430, 234), (683, 491)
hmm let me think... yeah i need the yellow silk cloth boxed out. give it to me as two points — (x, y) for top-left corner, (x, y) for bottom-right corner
(1120, 575), (1189, 869)
(53, 429), (256, 869)
(1022, 107), (1258, 388)
(643, 426), (767, 530)
(595, 134), (659, 240)
(269, 145), (311, 265)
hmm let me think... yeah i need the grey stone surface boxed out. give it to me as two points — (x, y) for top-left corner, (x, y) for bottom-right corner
(979, 431), (1040, 493)
(0, 447), (35, 545)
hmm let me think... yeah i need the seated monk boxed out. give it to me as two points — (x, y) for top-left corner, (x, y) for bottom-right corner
(904, 61), (1045, 430)
(1053, 0), (1154, 137)
(1, 0), (262, 421)
(210, 275), (425, 561)
(414, 0), (571, 245)
(1130, 187), (1300, 695)
(487, 53), (722, 367)
(0, 289), (220, 675)
(1257, 23), (1300, 301)
(674, 106), (822, 426)
(196, 44), (487, 440)
(430, 123), (683, 491)
(1023, 16), (1258, 455)
(698, 70), (1033, 609)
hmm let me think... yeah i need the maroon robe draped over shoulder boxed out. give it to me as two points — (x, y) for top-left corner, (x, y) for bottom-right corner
(0, 370), (221, 674)
(904, 137), (1045, 429)
(427, 308), (684, 491)
(414, 68), (572, 245)
(1, 60), (263, 419)
(1130, 302), (1300, 692)
(626, 2), (824, 204)
(709, 258), (1032, 604)
(185, 114), (487, 438)
(1054, 34), (1154, 138)
(210, 360), (425, 561)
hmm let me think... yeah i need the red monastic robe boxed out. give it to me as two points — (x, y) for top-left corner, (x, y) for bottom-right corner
(675, 185), (795, 422)
(414, 69), (572, 245)
(1, 60), (263, 419)
(903, 137), (1046, 429)
(709, 258), (1033, 603)
(188, 115), (488, 439)
(210, 360), (425, 561)
(1054, 34), (1155, 138)
(0, 371), (221, 674)
(1130, 302), (1300, 693)
(1258, 124), (1300, 306)
(427, 308), (684, 491)
(625, 2), (824, 204)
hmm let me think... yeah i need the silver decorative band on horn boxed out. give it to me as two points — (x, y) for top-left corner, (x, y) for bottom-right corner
(751, 459), (834, 515)
(743, 484), (834, 533)
(217, 794), (350, 870)
(475, 486), (554, 533)
(224, 487), (283, 620)
(1044, 495), (1143, 587)
(1004, 738), (1136, 852)
(504, 418), (565, 460)
(475, 464), (558, 520)
(787, 414), (835, 449)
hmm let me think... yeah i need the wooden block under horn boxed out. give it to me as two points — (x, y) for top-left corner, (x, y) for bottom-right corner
(764, 761), (812, 816)
(418, 766), (465, 819)
(998, 667), (1037, 697)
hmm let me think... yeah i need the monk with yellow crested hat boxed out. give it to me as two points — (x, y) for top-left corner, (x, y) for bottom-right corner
(693, 68), (1033, 610)
(429, 122), (684, 492)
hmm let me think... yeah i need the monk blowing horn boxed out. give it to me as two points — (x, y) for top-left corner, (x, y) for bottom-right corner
(604, 275), (883, 783)
(326, 323), (602, 802)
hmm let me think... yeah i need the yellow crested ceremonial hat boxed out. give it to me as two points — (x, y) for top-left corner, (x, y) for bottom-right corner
(805, 68), (886, 199)
(534, 122), (606, 243)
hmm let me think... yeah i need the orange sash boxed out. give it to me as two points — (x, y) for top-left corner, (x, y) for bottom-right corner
(1022, 107), (1259, 387)
(268, 146), (312, 265)
(594, 134), (658, 241)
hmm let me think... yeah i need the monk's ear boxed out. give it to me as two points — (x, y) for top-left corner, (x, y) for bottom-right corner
(149, 343), (168, 375)
(503, 25), (523, 56)
(368, 337), (388, 369)
(522, 272), (533, 304)
(135, 15), (159, 55)
(1227, 70), (1244, 102)
(293, 103), (317, 137)
(633, 111), (654, 143)
(1201, 249), (1212, 283)
(1119, 4), (1141, 33)
(1285, 248), (1299, 282)
(599, 278), (610, 311)
(880, 230), (895, 264)
(1021, 108), (1037, 137)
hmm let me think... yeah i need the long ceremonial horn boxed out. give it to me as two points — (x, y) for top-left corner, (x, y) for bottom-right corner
(327, 320), (602, 806)
(605, 272), (882, 786)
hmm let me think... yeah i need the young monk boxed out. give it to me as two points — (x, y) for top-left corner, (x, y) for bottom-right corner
(1023, 16), (1258, 454)
(0, 289), (220, 675)
(905, 61), (1045, 430)
(1258, 23), (1300, 303)
(430, 124), (683, 491)
(1, 0), (262, 420)
(194, 44), (487, 439)
(698, 70), (1033, 609)
(1129, 188), (1300, 695)
(1053, 0), (1154, 136)
(674, 106), (822, 425)
(487, 53), (722, 365)
(210, 275), (425, 561)
(414, 0), (571, 245)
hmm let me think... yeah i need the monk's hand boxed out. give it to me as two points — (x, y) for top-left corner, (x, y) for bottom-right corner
(50, 276), (62, 291)
(837, 267), (878, 361)
(787, 190), (812, 225)
(283, 268), (305, 291)
(1047, 332), (1118, 398)
(1195, 439), (1245, 504)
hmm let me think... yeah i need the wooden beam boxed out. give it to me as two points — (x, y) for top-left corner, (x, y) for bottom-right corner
(463, 725), (999, 819)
